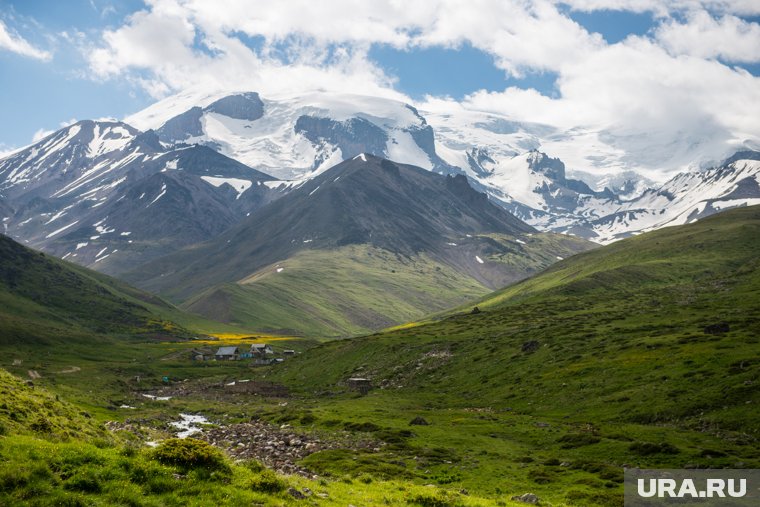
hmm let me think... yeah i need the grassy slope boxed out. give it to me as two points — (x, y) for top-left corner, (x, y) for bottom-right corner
(254, 206), (760, 503)
(0, 367), (497, 507)
(0, 234), (250, 345)
(183, 233), (591, 337)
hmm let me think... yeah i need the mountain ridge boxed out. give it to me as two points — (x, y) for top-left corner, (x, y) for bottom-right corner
(124, 154), (592, 336)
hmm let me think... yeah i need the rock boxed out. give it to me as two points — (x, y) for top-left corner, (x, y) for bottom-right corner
(409, 416), (430, 426)
(511, 492), (539, 504)
(287, 487), (306, 499)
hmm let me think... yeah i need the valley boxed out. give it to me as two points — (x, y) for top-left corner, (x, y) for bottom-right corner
(1, 4), (759, 506)
(0, 205), (757, 506)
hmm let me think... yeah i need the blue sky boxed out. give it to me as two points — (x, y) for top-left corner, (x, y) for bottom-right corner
(1, 0), (759, 167)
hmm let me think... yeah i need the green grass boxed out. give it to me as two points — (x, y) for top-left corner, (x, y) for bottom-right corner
(0, 369), (507, 506)
(1, 207), (758, 506)
(183, 234), (592, 338)
(252, 205), (760, 503)
(184, 245), (490, 337)
(0, 233), (261, 347)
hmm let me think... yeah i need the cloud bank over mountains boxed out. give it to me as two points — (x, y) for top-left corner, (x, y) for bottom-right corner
(2, 0), (760, 179)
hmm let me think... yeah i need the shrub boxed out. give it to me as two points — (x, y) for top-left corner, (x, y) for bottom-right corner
(558, 433), (601, 448)
(151, 439), (228, 471)
(409, 491), (463, 507)
(344, 421), (381, 432)
(247, 470), (286, 493)
(63, 470), (102, 493)
(241, 459), (265, 473)
(629, 441), (680, 456)
(30, 417), (53, 433)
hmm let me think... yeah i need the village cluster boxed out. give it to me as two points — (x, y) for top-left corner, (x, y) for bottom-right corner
(191, 343), (296, 365)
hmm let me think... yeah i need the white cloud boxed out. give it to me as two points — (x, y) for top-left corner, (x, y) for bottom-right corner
(0, 19), (52, 61)
(556, 0), (760, 16)
(81, 0), (760, 178)
(0, 144), (22, 159)
(32, 128), (54, 142)
(656, 10), (760, 62)
(457, 35), (760, 175)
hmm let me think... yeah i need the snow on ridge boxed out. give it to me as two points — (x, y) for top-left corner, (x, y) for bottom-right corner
(200, 176), (252, 198)
(148, 183), (168, 206)
(45, 220), (79, 239)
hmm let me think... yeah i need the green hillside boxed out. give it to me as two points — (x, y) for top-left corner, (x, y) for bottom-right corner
(0, 233), (243, 345)
(127, 155), (594, 337)
(0, 367), (500, 506)
(184, 233), (588, 337)
(254, 206), (760, 503)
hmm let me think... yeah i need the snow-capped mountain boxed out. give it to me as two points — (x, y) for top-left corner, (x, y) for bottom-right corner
(1, 90), (759, 275)
(466, 149), (760, 243)
(585, 153), (760, 243)
(130, 91), (455, 181)
(129, 90), (760, 243)
(0, 121), (279, 274)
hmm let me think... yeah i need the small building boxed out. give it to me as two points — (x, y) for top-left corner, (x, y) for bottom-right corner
(347, 377), (372, 395)
(250, 343), (274, 356)
(283, 349), (296, 356)
(215, 346), (240, 361)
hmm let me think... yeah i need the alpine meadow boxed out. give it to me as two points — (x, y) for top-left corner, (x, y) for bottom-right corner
(0, 2), (759, 506)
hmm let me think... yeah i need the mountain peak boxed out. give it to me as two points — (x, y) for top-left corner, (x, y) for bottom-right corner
(127, 155), (537, 299)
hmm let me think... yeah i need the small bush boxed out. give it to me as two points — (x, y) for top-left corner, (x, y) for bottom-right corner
(241, 459), (265, 473)
(344, 421), (381, 432)
(558, 433), (601, 448)
(30, 417), (53, 433)
(63, 470), (102, 493)
(629, 441), (680, 456)
(247, 470), (286, 493)
(410, 491), (463, 507)
(151, 438), (228, 471)
(528, 467), (556, 484)
(300, 413), (317, 425)
(144, 474), (177, 494)
(0, 469), (28, 492)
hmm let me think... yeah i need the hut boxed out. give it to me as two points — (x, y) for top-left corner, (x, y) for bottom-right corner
(250, 343), (274, 356)
(215, 346), (240, 361)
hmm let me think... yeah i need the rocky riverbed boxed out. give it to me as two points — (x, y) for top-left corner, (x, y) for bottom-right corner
(199, 419), (383, 478)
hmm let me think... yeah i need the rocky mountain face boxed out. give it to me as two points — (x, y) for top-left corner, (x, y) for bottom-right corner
(0, 121), (279, 275)
(121, 154), (591, 335)
(1, 90), (758, 280)
(125, 153), (539, 299)
(127, 91), (760, 244)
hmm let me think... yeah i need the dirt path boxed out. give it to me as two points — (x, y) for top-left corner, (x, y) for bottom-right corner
(27, 370), (41, 379)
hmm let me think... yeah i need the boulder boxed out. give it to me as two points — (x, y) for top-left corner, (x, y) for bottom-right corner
(511, 492), (539, 504)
